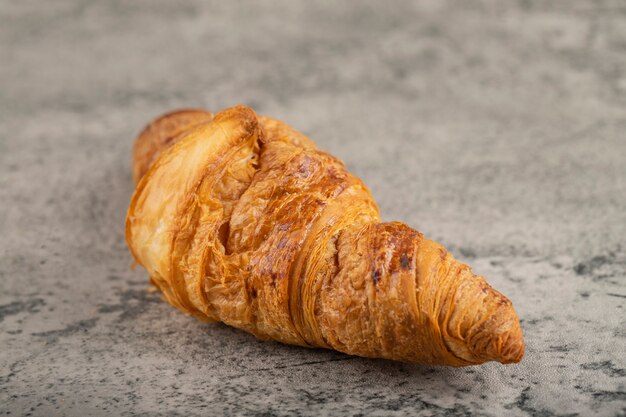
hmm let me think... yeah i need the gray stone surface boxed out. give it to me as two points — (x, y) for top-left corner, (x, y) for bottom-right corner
(1, 0), (625, 415)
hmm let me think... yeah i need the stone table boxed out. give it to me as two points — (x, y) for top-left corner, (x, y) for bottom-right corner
(1, 1), (625, 415)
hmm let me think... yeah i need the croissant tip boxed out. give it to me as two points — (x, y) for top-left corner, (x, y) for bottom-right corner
(469, 307), (525, 365)
(497, 309), (525, 364)
(497, 329), (525, 364)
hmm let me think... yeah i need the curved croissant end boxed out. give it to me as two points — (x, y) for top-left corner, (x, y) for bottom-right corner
(132, 108), (214, 185)
(126, 105), (524, 366)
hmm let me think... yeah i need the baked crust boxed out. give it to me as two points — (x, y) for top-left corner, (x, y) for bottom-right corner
(126, 105), (524, 366)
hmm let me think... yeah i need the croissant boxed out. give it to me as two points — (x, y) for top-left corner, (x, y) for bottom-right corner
(126, 105), (524, 366)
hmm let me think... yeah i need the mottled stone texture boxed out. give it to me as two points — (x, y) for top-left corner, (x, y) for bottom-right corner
(1, 1), (625, 416)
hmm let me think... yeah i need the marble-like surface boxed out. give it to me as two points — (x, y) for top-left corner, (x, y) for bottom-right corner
(1, 1), (625, 415)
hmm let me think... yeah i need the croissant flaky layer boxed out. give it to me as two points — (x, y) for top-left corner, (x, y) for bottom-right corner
(126, 105), (524, 366)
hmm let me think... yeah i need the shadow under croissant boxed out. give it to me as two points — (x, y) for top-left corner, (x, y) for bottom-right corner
(97, 278), (528, 415)
(198, 330), (494, 413)
(182, 320), (509, 403)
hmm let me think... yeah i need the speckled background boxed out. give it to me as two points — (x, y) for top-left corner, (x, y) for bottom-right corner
(1, 1), (625, 416)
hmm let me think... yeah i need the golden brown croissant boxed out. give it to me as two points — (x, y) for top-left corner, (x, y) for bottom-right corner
(126, 105), (524, 366)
